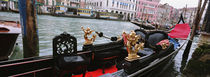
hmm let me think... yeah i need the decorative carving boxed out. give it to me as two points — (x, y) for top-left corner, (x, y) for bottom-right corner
(156, 39), (170, 50)
(81, 26), (97, 45)
(123, 30), (144, 61)
(53, 32), (77, 57)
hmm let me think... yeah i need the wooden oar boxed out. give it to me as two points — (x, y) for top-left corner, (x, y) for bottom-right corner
(95, 31), (118, 41)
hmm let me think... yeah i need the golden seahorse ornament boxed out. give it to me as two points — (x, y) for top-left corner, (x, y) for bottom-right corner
(123, 30), (144, 61)
(81, 26), (97, 45)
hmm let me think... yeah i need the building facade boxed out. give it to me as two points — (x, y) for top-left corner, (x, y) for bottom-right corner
(0, 0), (10, 11)
(156, 3), (178, 26)
(136, 0), (160, 21)
(80, 0), (86, 8)
(40, 0), (57, 13)
(86, 0), (137, 20)
(57, 0), (80, 8)
(179, 7), (197, 26)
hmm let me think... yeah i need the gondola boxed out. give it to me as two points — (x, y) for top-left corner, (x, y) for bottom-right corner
(0, 27), (189, 77)
(50, 24), (189, 77)
(0, 24), (190, 77)
(131, 21), (155, 30)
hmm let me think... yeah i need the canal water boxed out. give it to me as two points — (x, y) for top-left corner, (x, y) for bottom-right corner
(0, 12), (198, 77)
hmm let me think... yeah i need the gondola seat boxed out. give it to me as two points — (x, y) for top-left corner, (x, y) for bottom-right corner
(134, 29), (155, 56)
(91, 40), (125, 73)
(94, 49), (122, 60)
(135, 29), (147, 40)
(137, 48), (155, 57)
(53, 32), (89, 77)
(92, 40), (125, 59)
(145, 31), (168, 52)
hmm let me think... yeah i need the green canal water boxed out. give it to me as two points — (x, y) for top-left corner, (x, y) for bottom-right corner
(0, 12), (201, 77)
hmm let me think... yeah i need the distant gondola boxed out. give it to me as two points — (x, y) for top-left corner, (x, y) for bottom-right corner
(131, 21), (155, 30)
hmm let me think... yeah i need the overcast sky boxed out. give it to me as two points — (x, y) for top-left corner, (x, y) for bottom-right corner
(160, 0), (199, 9)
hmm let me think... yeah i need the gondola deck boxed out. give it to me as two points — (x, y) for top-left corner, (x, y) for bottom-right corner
(72, 65), (117, 77)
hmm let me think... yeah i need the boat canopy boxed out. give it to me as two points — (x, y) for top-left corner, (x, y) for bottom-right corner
(168, 24), (191, 40)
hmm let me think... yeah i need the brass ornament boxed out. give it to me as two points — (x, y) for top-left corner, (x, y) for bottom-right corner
(123, 30), (144, 61)
(81, 26), (97, 45)
(161, 42), (168, 49)
(156, 39), (170, 50)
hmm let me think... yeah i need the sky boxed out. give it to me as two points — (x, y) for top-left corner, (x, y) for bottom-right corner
(160, 0), (199, 9)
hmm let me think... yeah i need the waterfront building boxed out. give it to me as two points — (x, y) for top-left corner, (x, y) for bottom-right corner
(54, 0), (81, 14)
(0, 0), (10, 11)
(136, 0), (160, 21)
(7, 0), (18, 11)
(156, 3), (178, 26)
(41, 0), (57, 13)
(80, 0), (86, 8)
(56, 0), (80, 8)
(45, 0), (56, 6)
(36, 0), (45, 13)
(85, 0), (137, 20)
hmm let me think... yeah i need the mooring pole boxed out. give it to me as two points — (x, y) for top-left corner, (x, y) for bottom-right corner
(0, 1), (2, 11)
(203, 0), (210, 33)
(183, 0), (207, 58)
(199, 0), (210, 45)
(18, 0), (39, 58)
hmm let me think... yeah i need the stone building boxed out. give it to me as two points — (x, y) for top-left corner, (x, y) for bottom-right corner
(156, 3), (178, 26)
(85, 0), (137, 20)
(135, 0), (160, 21)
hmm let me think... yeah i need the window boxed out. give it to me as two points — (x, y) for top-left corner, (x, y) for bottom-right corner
(120, 2), (122, 8)
(148, 4), (155, 8)
(111, 10), (114, 13)
(100, 2), (102, 6)
(107, 0), (108, 6)
(117, 2), (119, 7)
(112, 0), (114, 7)
(132, 5), (134, 10)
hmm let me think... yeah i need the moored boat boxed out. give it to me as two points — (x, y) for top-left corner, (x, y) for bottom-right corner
(52, 24), (189, 77)
(131, 21), (155, 30)
(0, 23), (190, 77)
(0, 20), (21, 61)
